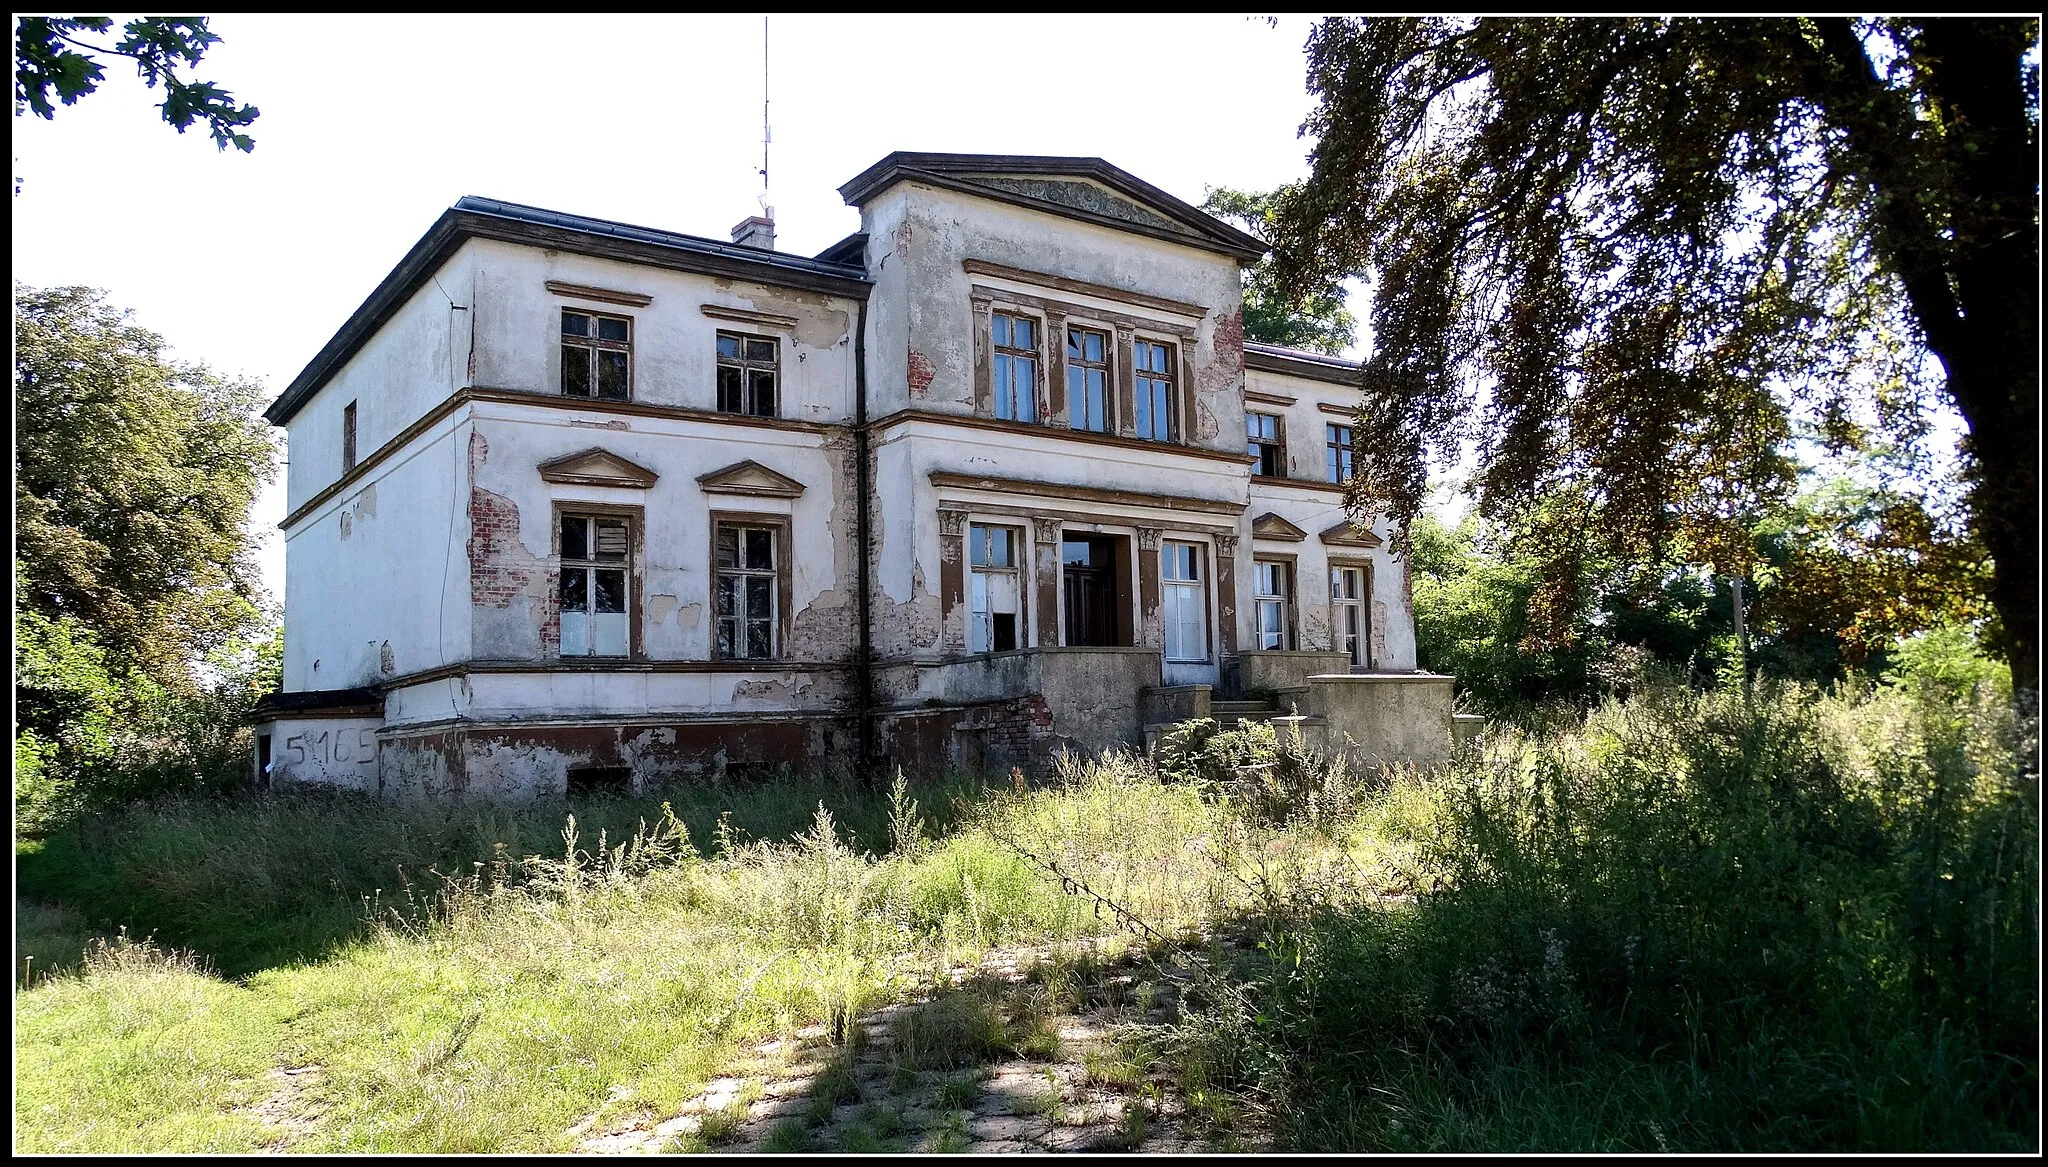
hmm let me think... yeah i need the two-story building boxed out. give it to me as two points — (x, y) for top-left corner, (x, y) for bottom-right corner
(253, 153), (1453, 797)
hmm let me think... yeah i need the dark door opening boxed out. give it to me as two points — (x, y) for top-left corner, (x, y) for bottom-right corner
(567, 766), (632, 797)
(1062, 535), (1130, 646)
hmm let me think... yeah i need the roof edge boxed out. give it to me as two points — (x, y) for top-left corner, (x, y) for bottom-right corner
(1244, 342), (1363, 388)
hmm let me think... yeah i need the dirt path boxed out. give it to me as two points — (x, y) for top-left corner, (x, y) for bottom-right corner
(572, 939), (1233, 1154)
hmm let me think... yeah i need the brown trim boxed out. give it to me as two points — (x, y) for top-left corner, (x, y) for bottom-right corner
(970, 294), (995, 414)
(970, 283), (1198, 341)
(378, 657), (848, 692)
(1244, 389), (1296, 407)
(874, 407), (1255, 467)
(1044, 309), (1068, 425)
(537, 447), (659, 488)
(1249, 477), (1346, 496)
(1246, 406), (1285, 477)
(546, 279), (652, 308)
(551, 501), (647, 660)
(937, 508), (968, 654)
(1244, 345), (1362, 387)
(701, 303), (798, 330)
(709, 510), (795, 663)
(1325, 557), (1375, 668)
(697, 459), (806, 499)
(1114, 326), (1137, 436)
(1317, 402), (1359, 418)
(929, 470), (1244, 517)
(1250, 512), (1309, 542)
(1216, 535), (1241, 657)
(935, 499), (1236, 536)
(962, 258), (1208, 319)
(1137, 528), (1163, 650)
(1249, 552), (1300, 652)
(1031, 516), (1060, 648)
(554, 305), (636, 403)
(1320, 519), (1384, 549)
(282, 387), (839, 530)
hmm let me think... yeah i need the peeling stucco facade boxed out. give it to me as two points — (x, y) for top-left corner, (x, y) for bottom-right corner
(255, 158), (1448, 797)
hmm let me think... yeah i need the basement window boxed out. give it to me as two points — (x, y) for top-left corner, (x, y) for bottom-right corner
(562, 310), (631, 401)
(560, 513), (631, 657)
(969, 523), (1022, 653)
(567, 766), (631, 796)
(716, 331), (778, 417)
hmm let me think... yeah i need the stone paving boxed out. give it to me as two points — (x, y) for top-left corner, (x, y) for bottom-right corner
(572, 940), (1226, 1154)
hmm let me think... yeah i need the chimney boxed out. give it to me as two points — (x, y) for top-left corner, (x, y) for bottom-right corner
(731, 210), (776, 251)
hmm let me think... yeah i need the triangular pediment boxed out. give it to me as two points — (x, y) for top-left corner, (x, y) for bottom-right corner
(969, 176), (1181, 233)
(536, 448), (658, 489)
(1319, 519), (1384, 549)
(696, 459), (806, 499)
(1250, 512), (1308, 542)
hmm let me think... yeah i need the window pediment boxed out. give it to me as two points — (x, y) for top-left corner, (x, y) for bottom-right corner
(696, 460), (806, 499)
(1319, 519), (1383, 549)
(1250, 512), (1308, 542)
(537, 448), (659, 489)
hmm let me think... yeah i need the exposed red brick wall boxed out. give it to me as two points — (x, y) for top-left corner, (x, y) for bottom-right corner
(907, 348), (935, 398)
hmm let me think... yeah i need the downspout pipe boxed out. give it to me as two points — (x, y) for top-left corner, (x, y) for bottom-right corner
(853, 297), (875, 783)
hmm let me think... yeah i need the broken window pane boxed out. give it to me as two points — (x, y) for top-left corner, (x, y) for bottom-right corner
(716, 618), (735, 658)
(561, 516), (588, 561)
(561, 568), (589, 612)
(594, 520), (628, 561)
(746, 620), (771, 659)
(597, 317), (628, 342)
(744, 528), (773, 570)
(717, 574), (737, 618)
(747, 369), (776, 416)
(746, 575), (772, 619)
(594, 569), (626, 613)
(716, 527), (738, 570)
(718, 366), (743, 412)
(562, 312), (590, 337)
(745, 337), (776, 363)
(718, 334), (742, 360)
(562, 347), (591, 396)
(597, 351), (628, 399)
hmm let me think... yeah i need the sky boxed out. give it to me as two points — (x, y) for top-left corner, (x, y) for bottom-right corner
(12, 13), (1359, 607)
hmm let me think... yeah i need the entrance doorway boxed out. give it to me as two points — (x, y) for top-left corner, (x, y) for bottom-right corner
(1061, 534), (1131, 646)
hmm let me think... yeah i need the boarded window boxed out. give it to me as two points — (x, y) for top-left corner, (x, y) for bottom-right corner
(1162, 540), (1207, 662)
(560, 513), (631, 657)
(969, 523), (1022, 653)
(562, 310), (632, 401)
(716, 522), (779, 660)
(991, 311), (1038, 423)
(716, 332), (779, 417)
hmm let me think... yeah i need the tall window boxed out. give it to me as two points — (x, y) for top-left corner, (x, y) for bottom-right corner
(1134, 340), (1175, 441)
(1066, 326), (1110, 433)
(342, 400), (358, 472)
(560, 514), (630, 657)
(969, 524), (1022, 653)
(716, 523), (779, 659)
(1332, 565), (1367, 667)
(1253, 560), (1292, 650)
(716, 332), (778, 417)
(1247, 412), (1281, 476)
(991, 311), (1038, 422)
(1162, 540), (1207, 662)
(1326, 423), (1355, 484)
(562, 310), (631, 400)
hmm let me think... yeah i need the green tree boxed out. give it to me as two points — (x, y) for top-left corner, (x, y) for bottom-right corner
(1273, 18), (2039, 692)
(14, 283), (277, 690)
(1202, 186), (1357, 354)
(14, 17), (258, 151)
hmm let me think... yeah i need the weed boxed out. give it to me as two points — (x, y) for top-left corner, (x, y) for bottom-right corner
(760, 1118), (810, 1152)
(891, 991), (1007, 1071)
(935, 1073), (982, 1110)
(806, 1048), (864, 1125)
(696, 1100), (748, 1144)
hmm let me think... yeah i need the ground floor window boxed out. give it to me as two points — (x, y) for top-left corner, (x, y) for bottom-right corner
(716, 521), (779, 659)
(1332, 564), (1367, 667)
(1254, 559), (1293, 650)
(1163, 540), (1207, 662)
(561, 513), (630, 656)
(969, 523), (1021, 653)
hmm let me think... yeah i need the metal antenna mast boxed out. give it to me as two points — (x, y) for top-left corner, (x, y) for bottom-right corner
(759, 17), (770, 209)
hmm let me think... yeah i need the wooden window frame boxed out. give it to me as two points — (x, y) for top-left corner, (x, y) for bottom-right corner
(709, 511), (793, 662)
(1247, 411), (1285, 479)
(1252, 554), (1297, 651)
(1133, 337), (1179, 444)
(561, 308), (634, 402)
(551, 502), (645, 660)
(715, 330), (780, 418)
(342, 400), (358, 472)
(1329, 557), (1372, 667)
(967, 522), (1025, 654)
(1064, 324), (1114, 434)
(1161, 538), (1209, 663)
(988, 308), (1042, 423)
(1326, 423), (1355, 484)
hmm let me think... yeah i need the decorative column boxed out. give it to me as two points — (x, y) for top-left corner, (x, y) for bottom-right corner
(1114, 325), (1137, 437)
(938, 508), (968, 655)
(1215, 533), (1240, 658)
(1032, 516), (1062, 647)
(969, 295), (994, 413)
(1137, 526), (1163, 650)
(1044, 310), (1068, 427)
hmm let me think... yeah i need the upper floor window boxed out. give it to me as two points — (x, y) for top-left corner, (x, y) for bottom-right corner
(1162, 540), (1207, 662)
(1066, 326), (1110, 433)
(1248, 412), (1282, 477)
(1134, 340), (1176, 442)
(717, 332), (779, 417)
(560, 513), (631, 657)
(342, 400), (358, 472)
(1326, 423), (1354, 484)
(1253, 559), (1293, 650)
(991, 311), (1038, 423)
(715, 520), (781, 660)
(562, 310), (631, 400)
(968, 523), (1022, 654)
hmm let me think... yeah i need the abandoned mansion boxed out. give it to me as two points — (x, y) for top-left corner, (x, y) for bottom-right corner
(253, 153), (1456, 796)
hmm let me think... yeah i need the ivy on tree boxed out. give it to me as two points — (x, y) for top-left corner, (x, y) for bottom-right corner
(14, 16), (258, 151)
(1272, 17), (2039, 691)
